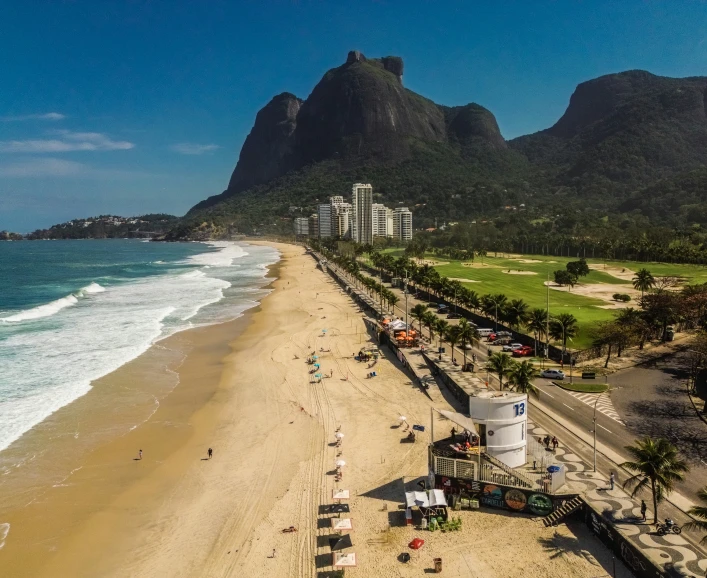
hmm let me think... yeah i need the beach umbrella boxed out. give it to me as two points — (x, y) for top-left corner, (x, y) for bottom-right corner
(336, 460), (346, 467)
(315, 373), (322, 378)
(312, 355), (318, 359)
(329, 534), (353, 551)
(399, 416), (407, 422)
(335, 432), (344, 439)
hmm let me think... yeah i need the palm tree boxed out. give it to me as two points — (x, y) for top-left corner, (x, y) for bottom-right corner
(433, 319), (450, 352)
(507, 360), (539, 396)
(621, 437), (689, 525)
(487, 352), (514, 390)
(505, 298), (530, 331)
(685, 486), (707, 544)
(423, 311), (437, 342)
(411, 304), (428, 337)
(446, 325), (461, 363)
(526, 308), (547, 356)
(481, 293), (507, 330)
(388, 293), (399, 314)
(457, 318), (479, 366)
(549, 313), (579, 356)
(633, 268), (656, 298)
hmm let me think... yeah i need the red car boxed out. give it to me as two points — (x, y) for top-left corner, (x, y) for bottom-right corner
(512, 346), (534, 357)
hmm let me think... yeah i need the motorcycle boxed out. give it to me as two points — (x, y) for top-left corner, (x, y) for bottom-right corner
(656, 520), (682, 536)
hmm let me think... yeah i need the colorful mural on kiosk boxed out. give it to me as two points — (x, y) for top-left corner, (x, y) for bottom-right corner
(435, 475), (565, 516)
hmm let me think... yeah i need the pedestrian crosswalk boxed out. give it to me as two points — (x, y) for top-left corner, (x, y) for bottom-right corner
(566, 391), (625, 425)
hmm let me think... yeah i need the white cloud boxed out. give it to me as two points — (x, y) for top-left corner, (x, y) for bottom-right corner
(0, 158), (85, 177)
(0, 112), (66, 122)
(170, 143), (220, 155)
(0, 131), (134, 153)
(0, 157), (156, 179)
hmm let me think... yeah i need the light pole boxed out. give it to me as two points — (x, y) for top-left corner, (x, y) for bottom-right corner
(454, 287), (458, 314)
(404, 269), (409, 331)
(494, 303), (498, 332)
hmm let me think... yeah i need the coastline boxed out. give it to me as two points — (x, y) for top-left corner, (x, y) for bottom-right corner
(0, 253), (282, 577)
(0, 242), (628, 578)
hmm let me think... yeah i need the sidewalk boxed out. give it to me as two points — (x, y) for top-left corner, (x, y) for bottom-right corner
(526, 415), (707, 577)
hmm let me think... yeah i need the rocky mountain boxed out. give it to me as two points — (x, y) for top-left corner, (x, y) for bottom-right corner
(179, 55), (707, 237)
(192, 51), (507, 212)
(510, 70), (707, 190)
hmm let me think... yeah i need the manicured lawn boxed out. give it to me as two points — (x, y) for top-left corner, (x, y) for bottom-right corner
(375, 249), (707, 350)
(553, 381), (608, 393)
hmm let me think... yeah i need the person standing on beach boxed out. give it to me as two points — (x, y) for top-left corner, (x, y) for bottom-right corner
(640, 500), (647, 522)
(208, 448), (213, 459)
(138, 449), (143, 460)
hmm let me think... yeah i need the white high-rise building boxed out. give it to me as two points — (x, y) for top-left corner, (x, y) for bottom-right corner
(372, 203), (389, 237)
(335, 207), (352, 238)
(386, 208), (394, 238)
(318, 204), (332, 238)
(352, 183), (373, 244)
(393, 207), (413, 241)
(294, 217), (309, 236)
(330, 197), (352, 238)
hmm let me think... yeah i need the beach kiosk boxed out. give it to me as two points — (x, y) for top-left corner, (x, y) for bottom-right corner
(469, 391), (527, 468)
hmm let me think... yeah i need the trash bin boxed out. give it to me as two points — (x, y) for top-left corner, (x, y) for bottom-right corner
(434, 557), (443, 573)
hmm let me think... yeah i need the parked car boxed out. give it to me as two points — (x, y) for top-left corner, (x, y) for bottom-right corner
(502, 343), (523, 352)
(512, 346), (534, 357)
(446, 312), (462, 319)
(540, 369), (565, 380)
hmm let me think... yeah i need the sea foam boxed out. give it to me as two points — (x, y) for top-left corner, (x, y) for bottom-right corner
(0, 243), (280, 453)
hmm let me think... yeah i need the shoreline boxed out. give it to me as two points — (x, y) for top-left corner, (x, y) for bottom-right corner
(0, 253), (281, 577)
(0, 243), (629, 578)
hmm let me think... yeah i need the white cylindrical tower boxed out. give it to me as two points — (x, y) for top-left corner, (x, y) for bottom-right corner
(469, 391), (527, 468)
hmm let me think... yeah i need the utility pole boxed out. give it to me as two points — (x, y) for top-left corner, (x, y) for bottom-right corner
(545, 271), (550, 367)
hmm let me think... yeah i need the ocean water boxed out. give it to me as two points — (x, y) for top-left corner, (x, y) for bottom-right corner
(0, 240), (279, 452)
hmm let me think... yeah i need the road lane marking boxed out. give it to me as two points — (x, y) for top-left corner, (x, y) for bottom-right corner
(563, 403), (574, 411)
(542, 391), (555, 399)
(597, 424), (613, 433)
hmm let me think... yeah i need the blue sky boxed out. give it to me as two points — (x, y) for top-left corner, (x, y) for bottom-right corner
(2, 1), (707, 232)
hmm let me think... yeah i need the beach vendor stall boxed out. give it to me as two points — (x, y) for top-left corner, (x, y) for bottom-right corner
(404, 489), (448, 526)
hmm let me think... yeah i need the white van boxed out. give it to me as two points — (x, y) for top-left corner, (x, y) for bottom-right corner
(476, 328), (493, 337)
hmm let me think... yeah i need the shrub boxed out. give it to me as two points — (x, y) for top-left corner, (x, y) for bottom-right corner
(612, 293), (631, 302)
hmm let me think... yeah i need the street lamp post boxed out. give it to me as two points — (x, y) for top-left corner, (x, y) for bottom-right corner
(494, 303), (498, 332)
(454, 287), (458, 314)
(404, 269), (409, 332)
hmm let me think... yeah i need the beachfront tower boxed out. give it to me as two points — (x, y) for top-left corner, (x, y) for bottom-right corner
(294, 217), (309, 236)
(318, 204), (332, 239)
(393, 207), (413, 241)
(352, 183), (373, 244)
(372, 203), (389, 237)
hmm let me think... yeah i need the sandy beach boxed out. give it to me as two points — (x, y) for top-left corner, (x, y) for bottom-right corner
(0, 243), (628, 577)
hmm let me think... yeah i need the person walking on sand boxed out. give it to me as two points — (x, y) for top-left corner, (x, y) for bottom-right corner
(609, 472), (615, 490)
(208, 448), (213, 459)
(551, 436), (559, 451)
(138, 449), (143, 460)
(640, 500), (647, 522)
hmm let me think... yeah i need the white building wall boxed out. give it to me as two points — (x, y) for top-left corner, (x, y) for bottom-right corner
(372, 203), (388, 237)
(294, 217), (309, 236)
(393, 207), (413, 241)
(469, 392), (527, 468)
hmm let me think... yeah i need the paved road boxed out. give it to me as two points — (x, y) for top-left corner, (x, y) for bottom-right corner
(338, 261), (707, 502)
